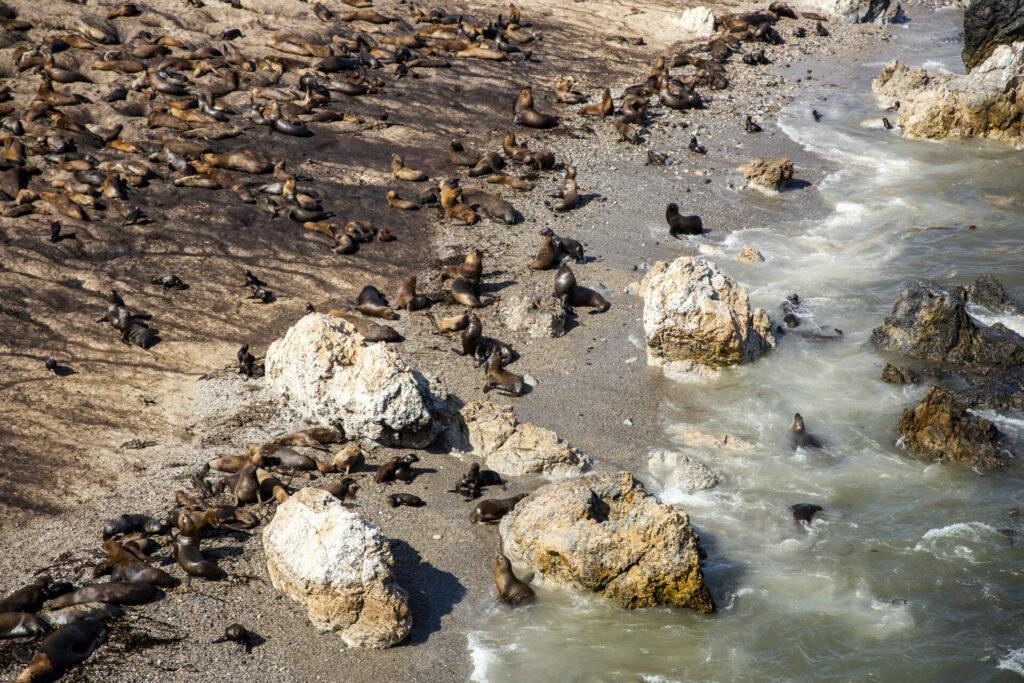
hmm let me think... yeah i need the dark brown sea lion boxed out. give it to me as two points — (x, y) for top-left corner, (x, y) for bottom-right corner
(103, 540), (177, 587)
(461, 187), (518, 224)
(212, 623), (252, 650)
(233, 463), (263, 505)
(494, 552), (534, 607)
(448, 138), (479, 166)
(614, 118), (639, 144)
(174, 516), (224, 580)
(666, 203), (702, 236)
(375, 456), (402, 484)
(250, 443), (318, 470)
(469, 153), (505, 177)
(471, 494), (527, 524)
(388, 493), (425, 507)
(451, 276), (488, 308)
(791, 503), (823, 524)
(324, 477), (358, 500)
(790, 413), (823, 449)
(102, 514), (166, 538)
(513, 86), (556, 128)
(538, 228), (584, 261)
(393, 454), (419, 483)
(15, 619), (107, 683)
(530, 234), (558, 270)
(457, 313), (483, 356)
(0, 612), (48, 639)
(554, 264), (609, 313)
(327, 310), (403, 343)
(396, 276), (428, 311)
(482, 349), (524, 396)
(45, 582), (154, 610)
(0, 577), (50, 614)
(349, 286), (398, 320)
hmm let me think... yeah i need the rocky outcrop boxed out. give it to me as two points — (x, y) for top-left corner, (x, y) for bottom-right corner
(262, 488), (411, 648)
(737, 246), (764, 264)
(447, 401), (592, 477)
(963, 0), (1024, 71)
(674, 6), (715, 37)
(809, 0), (902, 24)
(881, 363), (919, 385)
(265, 314), (443, 447)
(642, 257), (775, 380)
(964, 274), (1024, 315)
(499, 472), (714, 612)
(647, 449), (721, 492)
(870, 281), (1024, 368)
(738, 158), (793, 193)
(872, 44), (1024, 145)
(500, 292), (568, 338)
(897, 386), (1012, 469)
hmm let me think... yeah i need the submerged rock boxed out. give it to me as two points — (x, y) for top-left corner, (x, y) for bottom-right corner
(447, 400), (592, 477)
(642, 257), (775, 380)
(897, 386), (1013, 469)
(963, 0), (1024, 71)
(500, 292), (568, 338)
(738, 158), (794, 193)
(809, 0), (903, 24)
(870, 281), (1024, 368)
(881, 363), (919, 385)
(263, 488), (411, 649)
(265, 314), (442, 447)
(737, 245), (764, 264)
(872, 43), (1024, 145)
(499, 472), (715, 612)
(963, 274), (1024, 315)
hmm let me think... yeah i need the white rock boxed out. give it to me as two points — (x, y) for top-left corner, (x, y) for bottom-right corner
(263, 488), (411, 649)
(501, 292), (567, 338)
(647, 449), (721, 492)
(672, 6), (716, 37)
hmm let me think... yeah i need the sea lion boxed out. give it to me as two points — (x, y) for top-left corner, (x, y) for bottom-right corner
(502, 131), (531, 162)
(439, 249), (483, 284)
(450, 475), (481, 499)
(513, 86), (556, 128)
(457, 313), (483, 356)
(791, 503), (823, 524)
(331, 444), (364, 474)
(387, 190), (419, 210)
(487, 174), (533, 191)
(530, 234), (558, 270)
(538, 228), (584, 261)
(391, 154), (428, 182)
(233, 463), (263, 505)
(174, 516), (224, 580)
(451, 276), (487, 308)
(0, 578), (52, 614)
(524, 150), (557, 170)
(688, 136), (707, 155)
(324, 477), (358, 500)
(327, 310), (403, 342)
(482, 349), (524, 396)
(275, 427), (343, 448)
(0, 612), (48, 639)
(208, 455), (256, 473)
(461, 187), (518, 224)
(375, 456), (402, 483)
(554, 264), (609, 313)
(439, 177), (478, 225)
(349, 286), (398, 320)
(103, 540), (177, 587)
(579, 88), (613, 117)
(447, 138), (479, 167)
(471, 494), (527, 524)
(666, 203), (702, 237)
(746, 115), (763, 133)
(614, 118), (639, 144)
(393, 454), (419, 483)
(102, 514), (166, 538)
(212, 623), (252, 651)
(388, 493), (425, 507)
(396, 276), (428, 311)
(790, 413), (823, 449)
(256, 469), (288, 503)
(45, 582), (154, 610)
(39, 603), (123, 628)
(466, 462), (503, 488)
(555, 77), (587, 104)
(494, 552), (534, 607)
(250, 443), (318, 470)
(426, 311), (469, 334)
(469, 153), (505, 177)
(15, 619), (107, 683)
(545, 166), (578, 212)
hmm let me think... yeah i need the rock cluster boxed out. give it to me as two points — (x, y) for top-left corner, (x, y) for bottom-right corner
(897, 387), (1011, 470)
(963, 0), (1024, 71)
(500, 292), (568, 338)
(810, 0), (902, 24)
(738, 158), (794, 193)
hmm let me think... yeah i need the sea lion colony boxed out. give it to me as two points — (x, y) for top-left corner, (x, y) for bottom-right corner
(2, 0), (835, 676)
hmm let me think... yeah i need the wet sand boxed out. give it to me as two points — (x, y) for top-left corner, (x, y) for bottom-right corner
(0, 0), (898, 679)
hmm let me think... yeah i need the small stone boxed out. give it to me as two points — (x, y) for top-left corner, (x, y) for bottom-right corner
(432, 534), (441, 540)
(623, 418), (633, 426)
(737, 246), (765, 264)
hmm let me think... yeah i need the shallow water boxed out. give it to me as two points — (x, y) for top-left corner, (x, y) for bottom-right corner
(468, 9), (1024, 682)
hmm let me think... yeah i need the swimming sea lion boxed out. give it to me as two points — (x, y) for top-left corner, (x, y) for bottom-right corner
(530, 234), (558, 270)
(45, 582), (154, 610)
(426, 311), (469, 334)
(174, 515), (224, 580)
(494, 552), (534, 607)
(15, 619), (107, 683)
(790, 413), (823, 449)
(388, 493), (425, 508)
(666, 203), (702, 236)
(0, 612), (48, 639)
(791, 503), (823, 524)
(349, 286), (397, 319)
(396, 276), (428, 311)
(482, 349), (524, 396)
(471, 494), (527, 524)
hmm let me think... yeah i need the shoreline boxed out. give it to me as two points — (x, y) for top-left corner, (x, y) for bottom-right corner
(0, 2), (933, 680)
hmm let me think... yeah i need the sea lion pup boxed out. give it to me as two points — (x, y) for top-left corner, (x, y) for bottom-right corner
(440, 249), (483, 285)
(471, 493), (527, 524)
(374, 456), (402, 483)
(487, 174), (533, 191)
(394, 453), (420, 483)
(426, 311), (469, 334)
(102, 514), (166, 539)
(0, 612), (48, 639)
(790, 413), (823, 450)
(530, 234), (559, 270)
(554, 264), (610, 313)
(348, 285), (398, 320)
(439, 177), (478, 225)
(579, 88), (613, 117)
(666, 203), (703, 236)
(324, 477), (358, 500)
(513, 86), (556, 128)
(151, 274), (187, 289)
(545, 166), (578, 212)
(538, 227), (585, 261)
(45, 583), (154, 610)
(396, 276), (429, 311)
(469, 153), (505, 178)
(447, 138), (479, 167)
(391, 153), (428, 182)
(502, 131), (531, 162)
(555, 76), (587, 104)
(745, 115), (763, 133)
(791, 503), (823, 525)
(388, 493), (425, 507)
(494, 552), (535, 607)
(482, 348), (525, 396)
(174, 515), (225, 580)
(451, 276), (488, 308)
(233, 463), (263, 505)
(614, 117), (639, 145)
(103, 540), (177, 587)
(15, 619), (107, 683)
(461, 187), (518, 224)
(275, 427), (343, 448)
(450, 473), (481, 499)
(327, 310), (403, 343)
(256, 468), (289, 503)
(387, 190), (419, 210)
(473, 336), (514, 368)
(212, 623), (253, 651)
(688, 136), (707, 155)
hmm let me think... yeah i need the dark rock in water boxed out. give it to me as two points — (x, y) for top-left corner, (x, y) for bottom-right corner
(963, 274), (1024, 315)
(881, 363), (918, 385)
(963, 0), (1024, 72)
(871, 281), (1024, 368)
(897, 386), (1012, 470)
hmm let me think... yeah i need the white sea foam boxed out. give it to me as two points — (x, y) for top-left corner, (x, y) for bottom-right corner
(967, 304), (1024, 336)
(998, 647), (1024, 675)
(466, 632), (497, 683)
(913, 522), (1001, 562)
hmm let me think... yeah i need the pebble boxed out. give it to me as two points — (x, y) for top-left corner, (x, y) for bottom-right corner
(432, 534), (441, 540)
(624, 418), (633, 426)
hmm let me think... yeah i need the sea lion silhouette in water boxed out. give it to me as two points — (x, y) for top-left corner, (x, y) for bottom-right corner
(790, 413), (822, 449)
(494, 552), (535, 607)
(791, 503), (823, 524)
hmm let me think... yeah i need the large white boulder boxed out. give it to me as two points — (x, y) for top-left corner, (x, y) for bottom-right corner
(672, 6), (715, 37)
(263, 488), (411, 649)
